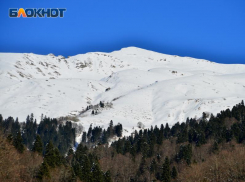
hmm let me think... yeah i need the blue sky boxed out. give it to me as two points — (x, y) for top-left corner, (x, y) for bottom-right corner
(0, 0), (245, 64)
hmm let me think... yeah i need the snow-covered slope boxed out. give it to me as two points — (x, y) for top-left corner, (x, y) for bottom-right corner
(1, 47), (245, 136)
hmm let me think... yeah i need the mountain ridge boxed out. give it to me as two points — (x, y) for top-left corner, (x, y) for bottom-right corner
(1, 47), (245, 138)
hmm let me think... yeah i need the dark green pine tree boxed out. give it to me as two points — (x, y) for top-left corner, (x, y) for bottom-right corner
(72, 143), (92, 181)
(114, 123), (123, 137)
(130, 145), (136, 161)
(36, 161), (50, 180)
(171, 166), (178, 179)
(54, 147), (62, 166)
(176, 126), (188, 144)
(176, 144), (192, 165)
(11, 118), (20, 137)
(109, 120), (114, 137)
(72, 162), (83, 180)
(87, 124), (92, 141)
(138, 158), (147, 176)
(225, 129), (233, 142)
(162, 157), (171, 182)
(13, 130), (24, 153)
(91, 162), (104, 182)
(33, 134), (43, 155)
(101, 129), (108, 144)
(82, 132), (87, 143)
(44, 141), (61, 168)
(141, 138), (149, 159)
(157, 125), (164, 145)
(150, 158), (157, 174)
(81, 156), (92, 181)
(149, 128), (156, 145)
(164, 123), (170, 138)
(100, 101), (105, 108)
(115, 139), (123, 154)
(123, 140), (131, 154)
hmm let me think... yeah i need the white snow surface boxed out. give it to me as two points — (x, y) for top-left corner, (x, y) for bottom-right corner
(1, 47), (245, 137)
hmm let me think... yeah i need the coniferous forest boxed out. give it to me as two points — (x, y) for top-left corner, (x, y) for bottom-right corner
(1, 101), (245, 181)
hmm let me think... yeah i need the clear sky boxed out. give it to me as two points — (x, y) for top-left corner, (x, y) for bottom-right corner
(0, 0), (245, 64)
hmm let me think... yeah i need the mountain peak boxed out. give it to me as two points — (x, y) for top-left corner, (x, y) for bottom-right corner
(114, 46), (156, 55)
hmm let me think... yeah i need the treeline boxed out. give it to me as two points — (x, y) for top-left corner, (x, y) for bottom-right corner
(0, 114), (75, 155)
(105, 100), (245, 181)
(0, 114), (122, 181)
(1, 101), (245, 181)
(111, 101), (245, 156)
(81, 120), (123, 145)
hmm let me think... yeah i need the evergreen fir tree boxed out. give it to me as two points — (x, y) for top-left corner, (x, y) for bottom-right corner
(123, 140), (131, 154)
(33, 134), (43, 155)
(54, 147), (62, 166)
(147, 142), (154, 158)
(82, 132), (87, 143)
(109, 120), (114, 136)
(202, 112), (207, 121)
(157, 129), (164, 145)
(36, 161), (50, 180)
(102, 129), (108, 144)
(164, 123), (170, 138)
(44, 141), (57, 168)
(87, 124), (92, 141)
(130, 145), (136, 161)
(141, 138), (149, 158)
(162, 157), (171, 182)
(138, 158), (147, 175)
(81, 156), (92, 181)
(171, 166), (177, 179)
(150, 158), (157, 174)
(225, 129), (233, 142)
(176, 144), (192, 165)
(100, 101), (105, 108)
(13, 130), (24, 153)
(91, 162), (104, 182)
(115, 139), (123, 154)
(11, 118), (20, 137)
(115, 123), (123, 137)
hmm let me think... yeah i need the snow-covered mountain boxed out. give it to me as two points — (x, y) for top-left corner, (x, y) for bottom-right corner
(1, 47), (245, 136)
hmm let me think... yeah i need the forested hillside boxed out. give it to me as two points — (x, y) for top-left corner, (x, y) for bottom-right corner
(1, 101), (245, 181)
